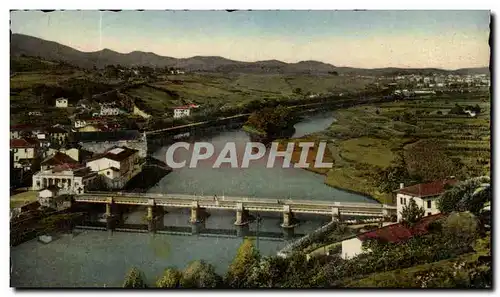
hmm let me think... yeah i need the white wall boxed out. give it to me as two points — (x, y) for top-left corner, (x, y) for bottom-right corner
(174, 109), (190, 118)
(56, 99), (68, 108)
(11, 147), (35, 168)
(341, 237), (364, 260)
(86, 158), (121, 172)
(396, 193), (440, 222)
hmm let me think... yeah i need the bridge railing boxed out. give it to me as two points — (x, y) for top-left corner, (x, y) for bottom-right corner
(81, 192), (396, 211)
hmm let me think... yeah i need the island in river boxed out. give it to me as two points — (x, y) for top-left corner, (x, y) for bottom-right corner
(242, 105), (297, 141)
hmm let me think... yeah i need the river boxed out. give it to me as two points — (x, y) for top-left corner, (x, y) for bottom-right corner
(10, 112), (376, 288)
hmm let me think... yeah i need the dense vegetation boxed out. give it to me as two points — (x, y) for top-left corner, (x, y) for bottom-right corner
(292, 92), (492, 204)
(122, 211), (490, 288)
(244, 105), (296, 136)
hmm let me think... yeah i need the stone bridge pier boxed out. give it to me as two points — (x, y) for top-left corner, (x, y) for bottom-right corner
(104, 198), (118, 231)
(190, 201), (210, 224)
(332, 206), (340, 222)
(234, 202), (251, 226)
(146, 199), (165, 232)
(281, 205), (296, 228)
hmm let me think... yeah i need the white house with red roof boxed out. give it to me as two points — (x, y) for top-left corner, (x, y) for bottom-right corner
(173, 104), (199, 119)
(85, 146), (141, 189)
(340, 214), (444, 259)
(32, 163), (98, 195)
(10, 138), (39, 170)
(396, 178), (457, 222)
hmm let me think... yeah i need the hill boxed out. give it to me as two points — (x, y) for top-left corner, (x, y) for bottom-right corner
(10, 33), (489, 75)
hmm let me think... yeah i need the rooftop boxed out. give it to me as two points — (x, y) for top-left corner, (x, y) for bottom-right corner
(174, 104), (199, 110)
(11, 138), (39, 148)
(88, 146), (139, 163)
(397, 178), (457, 198)
(41, 152), (78, 167)
(72, 130), (142, 142)
(357, 214), (445, 244)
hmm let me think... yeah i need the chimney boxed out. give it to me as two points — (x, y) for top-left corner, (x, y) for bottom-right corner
(399, 183), (404, 189)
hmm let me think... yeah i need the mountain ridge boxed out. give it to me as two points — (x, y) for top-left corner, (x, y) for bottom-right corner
(10, 33), (490, 75)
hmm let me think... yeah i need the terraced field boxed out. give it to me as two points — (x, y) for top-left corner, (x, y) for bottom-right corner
(296, 92), (491, 204)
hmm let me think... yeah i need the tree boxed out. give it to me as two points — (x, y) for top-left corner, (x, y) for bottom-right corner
(225, 238), (260, 288)
(180, 260), (221, 288)
(375, 156), (414, 193)
(293, 87), (302, 95)
(403, 139), (456, 182)
(443, 212), (478, 244)
(400, 197), (425, 227)
(245, 256), (287, 288)
(156, 267), (182, 288)
(123, 267), (147, 288)
(437, 176), (491, 215)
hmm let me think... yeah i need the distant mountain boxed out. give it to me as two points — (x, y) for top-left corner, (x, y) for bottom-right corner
(10, 33), (490, 75)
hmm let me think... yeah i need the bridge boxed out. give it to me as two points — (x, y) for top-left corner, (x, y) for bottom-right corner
(73, 191), (397, 232)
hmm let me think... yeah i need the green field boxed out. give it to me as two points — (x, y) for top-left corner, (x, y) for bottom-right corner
(295, 92), (492, 204)
(10, 71), (84, 90)
(10, 190), (38, 209)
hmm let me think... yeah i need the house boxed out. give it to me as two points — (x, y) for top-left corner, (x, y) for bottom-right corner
(73, 130), (147, 158)
(86, 146), (141, 189)
(10, 138), (39, 170)
(40, 152), (79, 171)
(10, 124), (38, 139)
(28, 111), (42, 116)
(44, 147), (93, 163)
(100, 103), (124, 116)
(38, 186), (73, 210)
(74, 119), (88, 129)
(46, 126), (69, 146)
(340, 214), (444, 259)
(32, 163), (98, 195)
(55, 98), (68, 108)
(173, 104), (199, 119)
(464, 110), (477, 117)
(78, 124), (103, 132)
(396, 178), (457, 222)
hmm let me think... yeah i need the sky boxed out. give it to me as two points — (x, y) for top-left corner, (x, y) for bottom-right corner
(10, 10), (491, 69)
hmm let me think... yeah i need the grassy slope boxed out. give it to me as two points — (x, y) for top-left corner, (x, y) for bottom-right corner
(128, 73), (374, 114)
(10, 191), (38, 209)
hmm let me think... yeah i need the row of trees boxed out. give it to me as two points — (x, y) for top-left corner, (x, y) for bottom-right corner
(123, 212), (489, 288)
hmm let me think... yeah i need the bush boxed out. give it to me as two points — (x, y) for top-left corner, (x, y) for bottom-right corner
(123, 267), (147, 288)
(156, 267), (181, 288)
(443, 212), (478, 244)
(180, 260), (221, 288)
(225, 239), (260, 288)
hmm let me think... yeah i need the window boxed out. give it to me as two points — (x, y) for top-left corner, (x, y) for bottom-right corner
(427, 212), (432, 216)
(400, 197), (403, 205)
(427, 200), (432, 209)
(107, 171), (110, 176)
